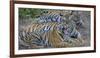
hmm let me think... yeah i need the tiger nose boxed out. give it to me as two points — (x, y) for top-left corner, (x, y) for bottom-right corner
(70, 33), (78, 38)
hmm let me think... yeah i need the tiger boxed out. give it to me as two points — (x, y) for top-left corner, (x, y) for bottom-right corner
(35, 10), (85, 28)
(19, 22), (83, 49)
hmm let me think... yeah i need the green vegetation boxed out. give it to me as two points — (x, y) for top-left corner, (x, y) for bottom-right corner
(19, 8), (44, 19)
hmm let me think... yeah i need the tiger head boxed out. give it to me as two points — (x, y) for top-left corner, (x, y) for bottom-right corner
(56, 22), (81, 40)
(68, 11), (85, 29)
